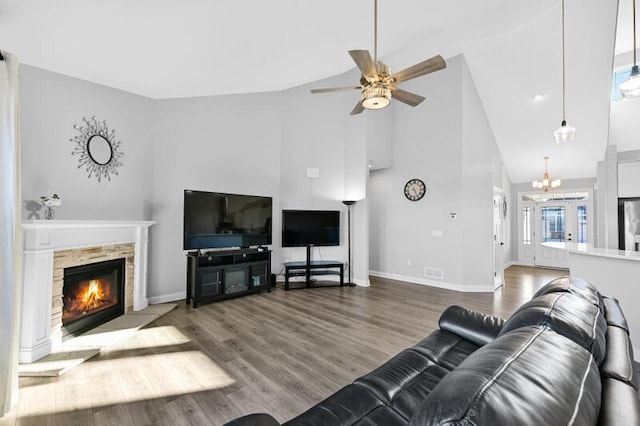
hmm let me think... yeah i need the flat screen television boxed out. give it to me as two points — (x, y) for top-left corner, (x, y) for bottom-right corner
(183, 190), (272, 250)
(282, 210), (340, 247)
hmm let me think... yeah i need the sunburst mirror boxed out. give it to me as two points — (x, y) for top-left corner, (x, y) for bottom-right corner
(70, 116), (124, 182)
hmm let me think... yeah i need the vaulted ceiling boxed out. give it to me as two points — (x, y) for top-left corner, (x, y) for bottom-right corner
(0, 0), (623, 183)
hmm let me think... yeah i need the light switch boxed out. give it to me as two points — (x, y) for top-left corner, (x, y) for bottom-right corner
(432, 230), (443, 237)
(306, 168), (319, 179)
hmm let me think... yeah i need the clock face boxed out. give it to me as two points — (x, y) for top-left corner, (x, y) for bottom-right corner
(404, 179), (426, 201)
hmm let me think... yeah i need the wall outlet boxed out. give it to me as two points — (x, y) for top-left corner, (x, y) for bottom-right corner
(306, 168), (319, 179)
(406, 259), (412, 267)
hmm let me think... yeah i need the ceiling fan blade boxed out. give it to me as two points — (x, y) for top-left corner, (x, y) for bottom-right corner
(348, 50), (377, 81)
(391, 55), (446, 84)
(311, 85), (362, 94)
(350, 101), (365, 115)
(391, 88), (426, 107)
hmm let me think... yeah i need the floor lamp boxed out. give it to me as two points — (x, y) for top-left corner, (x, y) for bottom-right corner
(342, 200), (356, 286)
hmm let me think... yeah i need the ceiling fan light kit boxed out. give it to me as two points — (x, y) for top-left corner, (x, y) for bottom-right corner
(619, 0), (640, 99)
(361, 84), (391, 109)
(311, 0), (446, 115)
(555, 0), (575, 143)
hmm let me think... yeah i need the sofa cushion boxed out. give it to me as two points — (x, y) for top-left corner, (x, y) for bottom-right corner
(409, 326), (602, 426)
(409, 329), (480, 370)
(499, 292), (607, 364)
(598, 378), (640, 426)
(283, 384), (384, 426)
(438, 305), (505, 346)
(533, 276), (604, 312)
(602, 296), (629, 332)
(354, 350), (448, 405)
(600, 326), (637, 390)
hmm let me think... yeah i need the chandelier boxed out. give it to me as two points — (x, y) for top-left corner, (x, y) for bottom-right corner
(532, 156), (561, 191)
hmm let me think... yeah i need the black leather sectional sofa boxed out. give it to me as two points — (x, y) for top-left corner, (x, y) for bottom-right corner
(225, 277), (640, 425)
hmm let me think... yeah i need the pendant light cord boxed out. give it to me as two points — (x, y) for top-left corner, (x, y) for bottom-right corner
(562, 0), (567, 121)
(374, 0), (378, 65)
(634, 0), (637, 66)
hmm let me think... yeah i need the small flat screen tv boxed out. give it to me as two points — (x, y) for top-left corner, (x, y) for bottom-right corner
(282, 210), (340, 247)
(183, 190), (272, 250)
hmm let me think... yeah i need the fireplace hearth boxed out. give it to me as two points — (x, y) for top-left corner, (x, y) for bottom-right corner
(62, 258), (125, 339)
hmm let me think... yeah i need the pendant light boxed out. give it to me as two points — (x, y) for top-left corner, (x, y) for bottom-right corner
(554, 0), (576, 143)
(532, 156), (561, 191)
(620, 0), (640, 99)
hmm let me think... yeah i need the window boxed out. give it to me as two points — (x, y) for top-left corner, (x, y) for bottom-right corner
(523, 207), (532, 245)
(611, 68), (633, 101)
(577, 205), (587, 243)
(521, 192), (589, 202)
(540, 206), (566, 243)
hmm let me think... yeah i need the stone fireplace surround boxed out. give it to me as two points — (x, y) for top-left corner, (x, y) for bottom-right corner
(20, 220), (155, 363)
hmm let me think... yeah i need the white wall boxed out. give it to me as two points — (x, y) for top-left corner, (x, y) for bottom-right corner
(369, 55), (502, 291)
(150, 93), (282, 301)
(20, 65), (155, 220)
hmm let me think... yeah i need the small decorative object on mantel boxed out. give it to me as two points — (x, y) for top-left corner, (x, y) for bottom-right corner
(70, 116), (124, 182)
(40, 193), (61, 220)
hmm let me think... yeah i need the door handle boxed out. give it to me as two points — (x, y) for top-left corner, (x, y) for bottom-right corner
(500, 242), (505, 246)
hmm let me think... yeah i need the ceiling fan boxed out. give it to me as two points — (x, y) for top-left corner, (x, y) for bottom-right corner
(311, 0), (447, 115)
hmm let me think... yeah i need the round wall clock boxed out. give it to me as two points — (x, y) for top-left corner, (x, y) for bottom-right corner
(404, 178), (426, 201)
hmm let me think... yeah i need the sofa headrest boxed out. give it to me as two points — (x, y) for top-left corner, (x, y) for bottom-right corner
(602, 296), (629, 333)
(409, 326), (601, 426)
(498, 292), (607, 365)
(533, 276), (604, 312)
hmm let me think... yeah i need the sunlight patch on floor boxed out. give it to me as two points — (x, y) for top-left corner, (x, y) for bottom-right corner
(108, 325), (192, 351)
(20, 351), (236, 417)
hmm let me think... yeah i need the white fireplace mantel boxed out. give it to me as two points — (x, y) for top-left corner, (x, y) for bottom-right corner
(20, 220), (155, 363)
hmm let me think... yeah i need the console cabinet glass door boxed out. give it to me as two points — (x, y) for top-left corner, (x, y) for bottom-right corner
(198, 267), (222, 298)
(250, 263), (268, 288)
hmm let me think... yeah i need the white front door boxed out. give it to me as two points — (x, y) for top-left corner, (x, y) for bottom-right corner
(493, 191), (505, 289)
(535, 202), (571, 268)
(517, 190), (593, 267)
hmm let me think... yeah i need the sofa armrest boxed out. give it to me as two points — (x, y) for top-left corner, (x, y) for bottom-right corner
(438, 305), (505, 346)
(223, 413), (281, 426)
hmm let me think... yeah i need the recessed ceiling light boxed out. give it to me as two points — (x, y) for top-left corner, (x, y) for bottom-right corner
(532, 94), (545, 102)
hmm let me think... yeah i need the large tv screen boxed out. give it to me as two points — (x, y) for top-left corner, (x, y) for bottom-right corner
(282, 210), (340, 247)
(183, 190), (272, 250)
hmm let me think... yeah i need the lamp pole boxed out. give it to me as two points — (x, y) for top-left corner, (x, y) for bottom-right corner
(342, 200), (356, 286)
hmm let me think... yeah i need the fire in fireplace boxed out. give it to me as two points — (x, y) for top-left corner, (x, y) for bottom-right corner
(62, 258), (125, 339)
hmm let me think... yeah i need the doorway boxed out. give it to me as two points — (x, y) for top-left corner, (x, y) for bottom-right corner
(518, 190), (592, 268)
(493, 189), (505, 289)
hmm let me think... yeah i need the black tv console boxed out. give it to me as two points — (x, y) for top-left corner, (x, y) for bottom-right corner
(186, 247), (271, 308)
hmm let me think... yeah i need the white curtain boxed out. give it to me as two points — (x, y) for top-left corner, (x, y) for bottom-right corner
(0, 50), (22, 417)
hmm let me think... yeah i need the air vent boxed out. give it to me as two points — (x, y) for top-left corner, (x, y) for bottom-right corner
(424, 267), (444, 280)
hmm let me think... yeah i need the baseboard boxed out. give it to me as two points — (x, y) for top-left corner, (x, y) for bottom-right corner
(369, 271), (494, 293)
(148, 292), (185, 304)
(504, 261), (516, 268)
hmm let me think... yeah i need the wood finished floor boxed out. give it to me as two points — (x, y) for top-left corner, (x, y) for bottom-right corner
(0, 266), (613, 425)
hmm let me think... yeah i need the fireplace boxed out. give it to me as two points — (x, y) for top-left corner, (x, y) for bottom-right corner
(62, 258), (125, 339)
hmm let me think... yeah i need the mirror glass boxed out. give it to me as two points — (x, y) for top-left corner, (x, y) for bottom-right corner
(87, 135), (113, 165)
